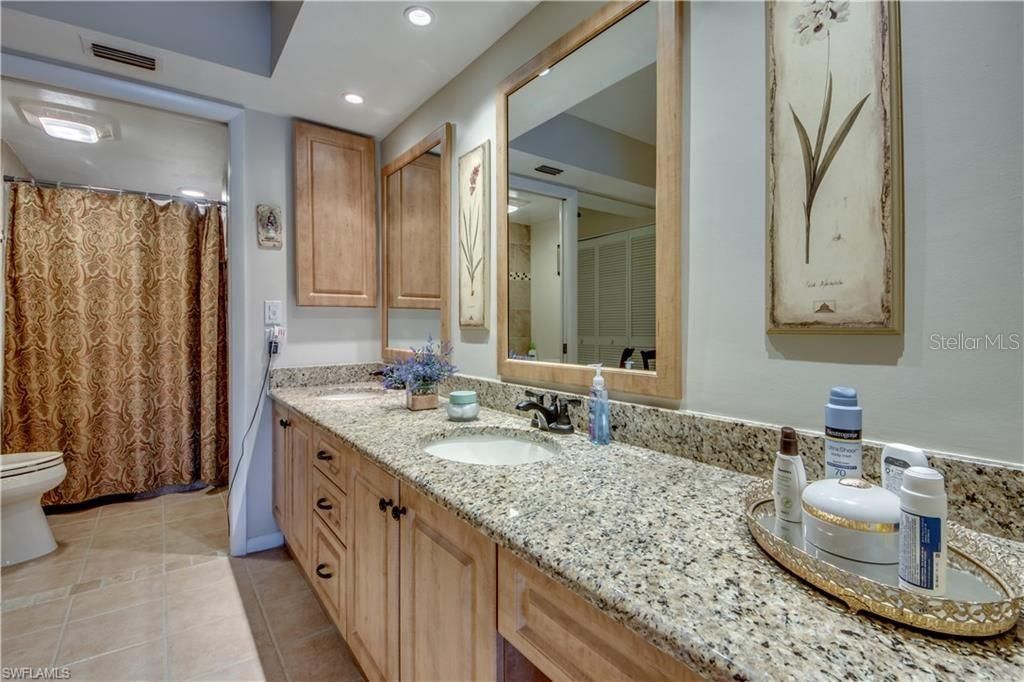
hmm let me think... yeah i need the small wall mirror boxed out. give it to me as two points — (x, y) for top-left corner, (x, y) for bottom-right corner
(382, 123), (453, 359)
(498, 2), (682, 398)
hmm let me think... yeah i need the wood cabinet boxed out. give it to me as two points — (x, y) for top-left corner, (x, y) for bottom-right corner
(347, 455), (401, 682)
(498, 548), (700, 682)
(384, 152), (443, 309)
(398, 483), (497, 682)
(294, 120), (377, 307)
(286, 414), (312, 570)
(271, 403), (289, 530)
(312, 515), (347, 635)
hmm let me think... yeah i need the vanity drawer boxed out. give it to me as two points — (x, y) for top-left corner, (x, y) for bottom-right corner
(312, 468), (347, 542)
(312, 515), (347, 636)
(312, 434), (348, 490)
(497, 548), (700, 682)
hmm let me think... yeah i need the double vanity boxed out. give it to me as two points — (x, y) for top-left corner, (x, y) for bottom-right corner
(270, 382), (1023, 681)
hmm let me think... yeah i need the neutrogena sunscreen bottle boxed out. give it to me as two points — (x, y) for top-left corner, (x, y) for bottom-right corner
(825, 386), (862, 479)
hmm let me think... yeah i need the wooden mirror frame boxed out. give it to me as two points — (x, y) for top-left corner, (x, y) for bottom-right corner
(381, 122), (453, 361)
(496, 1), (683, 399)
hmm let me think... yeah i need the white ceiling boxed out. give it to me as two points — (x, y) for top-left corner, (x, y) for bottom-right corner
(2, 77), (228, 198)
(568, 63), (656, 145)
(508, 189), (562, 226)
(0, 1), (538, 138)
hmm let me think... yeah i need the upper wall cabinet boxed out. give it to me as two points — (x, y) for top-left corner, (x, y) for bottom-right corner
(294, 120), (377, 307)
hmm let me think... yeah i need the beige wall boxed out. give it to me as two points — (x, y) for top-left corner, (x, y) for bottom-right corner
(383, 1), (1024, 466)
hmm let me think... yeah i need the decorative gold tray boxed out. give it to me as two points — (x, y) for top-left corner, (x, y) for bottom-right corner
(744, 479), (1023, 637)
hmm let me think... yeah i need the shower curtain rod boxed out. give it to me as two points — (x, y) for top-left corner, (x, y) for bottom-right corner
(3, 175), (227, 207)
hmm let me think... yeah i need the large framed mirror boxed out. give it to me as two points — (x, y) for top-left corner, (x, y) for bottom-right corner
(381, 122), (453, 360)
(497, 1), (682, 398)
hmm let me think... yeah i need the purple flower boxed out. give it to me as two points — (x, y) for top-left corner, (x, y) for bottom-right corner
(381, 338), (457, 395)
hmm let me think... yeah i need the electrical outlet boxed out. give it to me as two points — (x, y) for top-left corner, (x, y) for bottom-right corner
(264, 300), (282, 325)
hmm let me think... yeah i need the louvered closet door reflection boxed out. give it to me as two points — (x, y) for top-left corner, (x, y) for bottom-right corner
(577, 245), (597, 364)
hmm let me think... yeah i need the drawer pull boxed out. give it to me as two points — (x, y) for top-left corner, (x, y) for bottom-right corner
(316, 497), (333, 511)
(315, 564), (333, 580)
(316, 450), (333, 461)
(378, 497), (393, 512)
(391, 505), (407, 521)
(279, 418), (291, 428)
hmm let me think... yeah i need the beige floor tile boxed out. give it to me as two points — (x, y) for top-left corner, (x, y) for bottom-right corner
(278, 628), (364, 682)
(79, 542), (164, 582)
(164, 556), (244, 596)
(0, 624), (62, 668)
(68, 574), (164, 622)
(46, 507), (100, 527)
(57, 600), (164, 664)
(0, 597), (69, 636)
(163, 488), (216, 507)
(238, 547), (291, 578)
(165, 572), (257, 633)
(94, 507), (163, 535)
(167, 613), (263, 681)
(165, 528), (229, 557)
(248, 560), (309, 606)
(194, 646), (287, 682)
(64, 638), (165, 682)
(165, 508), (228, 535)
(261, 588), (331, 644)
(164, 494), (224, 521)
(0, 558), (85, 600)
(50, 518), (97, 542)
(96, 495), (163, 518)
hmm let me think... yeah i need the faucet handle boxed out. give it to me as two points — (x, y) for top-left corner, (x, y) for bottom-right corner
(524, 389), (545, 402)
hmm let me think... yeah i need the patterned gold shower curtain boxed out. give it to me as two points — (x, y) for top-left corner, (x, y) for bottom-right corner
(3, 183), (228, 505)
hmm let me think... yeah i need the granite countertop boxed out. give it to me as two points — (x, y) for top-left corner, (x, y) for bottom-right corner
(270, 383), (1024, 681)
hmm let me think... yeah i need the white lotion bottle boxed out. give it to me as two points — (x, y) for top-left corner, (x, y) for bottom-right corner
(772, 426), (807, 524)
(898, 466), (948, 596)
(881, 443), (929, 496)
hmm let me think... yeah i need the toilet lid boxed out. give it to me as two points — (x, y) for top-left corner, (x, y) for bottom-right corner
(0, 452), (64, 477)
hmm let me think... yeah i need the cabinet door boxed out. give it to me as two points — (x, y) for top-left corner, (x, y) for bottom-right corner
(312, 516), (347, 637)
(294, 120), (377, 307)
(348, 456), (400, 682)
(399, 483), (497, 682)
(287, 416), (313, 570)
(271, 403), (289, 532)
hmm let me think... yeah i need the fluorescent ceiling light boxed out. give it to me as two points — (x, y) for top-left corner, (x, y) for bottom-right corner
(507, 205), (519, 214)
(39, 117), (99, 143)
(344, 93), (364, 105)
(538, 68), (551, 77)
(179, 188), (206, 198)
(404, 6), (434, 26)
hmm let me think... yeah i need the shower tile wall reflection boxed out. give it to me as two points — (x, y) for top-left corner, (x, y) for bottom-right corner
(508, 222), (532, 356)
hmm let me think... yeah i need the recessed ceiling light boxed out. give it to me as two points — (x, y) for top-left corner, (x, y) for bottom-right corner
(538, 68), (551, 77)
(39, 117), (99, 143)
(344, 93), (364, 105)
(179, 188), (206, 198)
(507, 205), (519, 214)
(404, 6), (434, 26)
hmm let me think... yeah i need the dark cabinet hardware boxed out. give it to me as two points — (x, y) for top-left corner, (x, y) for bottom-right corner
(279, 418), (291, 428)
(316, 450), (332, 461)
(379, 497), (394, 512)
(391, 505), (407, 521)
(316, 498), (333, 511)
(315, 564), (333, 579)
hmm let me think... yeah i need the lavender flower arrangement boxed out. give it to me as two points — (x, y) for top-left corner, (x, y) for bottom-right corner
(381, 339), (457, 396)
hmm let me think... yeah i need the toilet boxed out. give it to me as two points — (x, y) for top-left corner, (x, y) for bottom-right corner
(1, 452), (67, 566)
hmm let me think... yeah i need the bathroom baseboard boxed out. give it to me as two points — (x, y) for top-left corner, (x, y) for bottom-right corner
(246, 531), (284, 554)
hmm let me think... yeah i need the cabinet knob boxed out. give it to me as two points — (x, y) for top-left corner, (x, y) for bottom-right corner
(315, 564), (333, 580)
(391, 505), (407, 521)
(316, 450), (332, 461)
(279, 418), (291, 428)
(316, 497), (333, 511)
(378, 497), (393, 512)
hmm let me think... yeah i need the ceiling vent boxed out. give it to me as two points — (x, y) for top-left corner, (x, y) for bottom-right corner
(534, 164), (564, 176)
(89, 42), (158, 71)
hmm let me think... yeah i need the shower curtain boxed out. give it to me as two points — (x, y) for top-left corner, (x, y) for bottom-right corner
(3, 183), (228, 505)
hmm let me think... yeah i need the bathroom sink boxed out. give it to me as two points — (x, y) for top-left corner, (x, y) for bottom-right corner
(317, 386), (385, 401)
(421, 428), (559, 466)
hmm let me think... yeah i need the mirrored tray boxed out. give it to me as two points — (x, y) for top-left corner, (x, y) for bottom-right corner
(744, 479), (1023, 636)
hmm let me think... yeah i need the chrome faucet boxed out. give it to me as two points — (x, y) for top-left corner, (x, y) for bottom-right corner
(515, 390), (580, 434)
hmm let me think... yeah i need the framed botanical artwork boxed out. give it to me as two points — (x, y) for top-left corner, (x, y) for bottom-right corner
(766, 0), (903, 333)
(458, 141), (490, 328)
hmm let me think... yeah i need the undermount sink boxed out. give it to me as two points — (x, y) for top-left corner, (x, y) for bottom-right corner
(421, 428), (559, 466)
(317, 386), (385, 401)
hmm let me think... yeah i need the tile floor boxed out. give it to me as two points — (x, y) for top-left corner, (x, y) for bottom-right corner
(1, 487), (364, 681)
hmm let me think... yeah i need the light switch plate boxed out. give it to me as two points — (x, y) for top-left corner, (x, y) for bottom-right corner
(264, 300), (282, 325)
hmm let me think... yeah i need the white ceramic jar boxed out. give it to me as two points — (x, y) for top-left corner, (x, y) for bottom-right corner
(446, 391), (479, 421)
(801, 478), (901, 565)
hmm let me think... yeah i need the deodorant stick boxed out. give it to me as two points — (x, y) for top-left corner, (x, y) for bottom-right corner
(898, 466), (948, 596)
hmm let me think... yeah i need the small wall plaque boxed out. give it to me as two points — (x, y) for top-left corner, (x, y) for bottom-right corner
(256, 204), (282, 249)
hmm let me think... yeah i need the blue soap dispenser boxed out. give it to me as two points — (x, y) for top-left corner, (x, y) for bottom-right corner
(588, 364), (610, 445)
